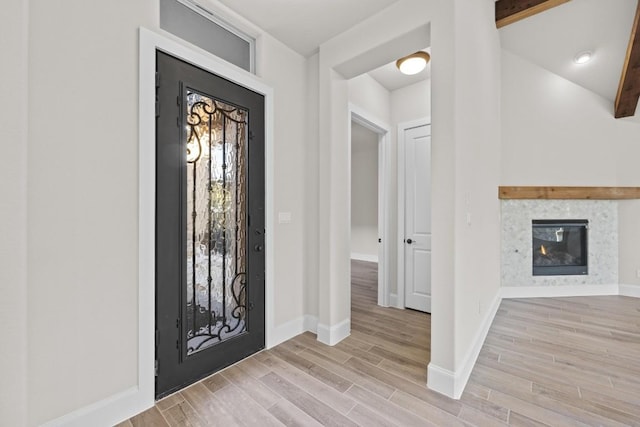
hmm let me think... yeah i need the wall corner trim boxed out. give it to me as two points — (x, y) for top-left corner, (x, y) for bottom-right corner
(428, 288), (502, 400)
(317, 318), (350, 346)
(267, 315), (320, 349)
(267, 316), (305, 349)
(426, 363), (456, 398)
(303, 315), (319, 334)
(453, 289), (502, 398)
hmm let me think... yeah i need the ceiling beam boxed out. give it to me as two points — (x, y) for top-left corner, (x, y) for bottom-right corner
(495, 0), (571, 28)
(614, 1), (640, 119)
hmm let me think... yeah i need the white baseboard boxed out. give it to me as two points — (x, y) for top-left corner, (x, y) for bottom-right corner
(48, 313), (316, 426)
(317, 318), (350, 346)
(453, 290), (502, 398)
(619, 284), (640, 298)
(41, 386), (152, 427)
(427, 363), (456, 398)
(427, 289), (502, 399)
(269, 315), (319, 349)
(303, 315), (318, 334)
(501, 284), (619, 299)
(350, 253), (378, 263)
(389, 293), (398, 308)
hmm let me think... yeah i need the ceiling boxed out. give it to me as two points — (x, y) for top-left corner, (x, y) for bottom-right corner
(499, 0), (637, 102)
(215, 0), (400, 58)
(209, 0), (635, 100)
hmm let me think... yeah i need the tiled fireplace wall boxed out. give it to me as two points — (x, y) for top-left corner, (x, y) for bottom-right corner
(501, 200), (618, 287)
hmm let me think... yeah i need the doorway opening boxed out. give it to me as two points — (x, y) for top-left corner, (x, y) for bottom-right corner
(349, 109), (390, 308)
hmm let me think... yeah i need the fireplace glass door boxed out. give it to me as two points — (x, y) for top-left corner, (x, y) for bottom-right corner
(532, 219), (588, 276)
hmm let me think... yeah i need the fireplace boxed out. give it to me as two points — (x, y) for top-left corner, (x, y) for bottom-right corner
(532, 219), (588, 276)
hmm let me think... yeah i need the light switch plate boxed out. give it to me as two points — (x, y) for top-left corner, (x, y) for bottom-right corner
(278, 212), (292, 224)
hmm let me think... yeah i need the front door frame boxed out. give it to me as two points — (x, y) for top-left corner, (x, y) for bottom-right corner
(397, 117), (430, 309)
(139, 27), (274, 407)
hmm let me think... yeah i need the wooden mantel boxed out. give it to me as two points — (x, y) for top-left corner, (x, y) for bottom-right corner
(499, 186), (640, 200)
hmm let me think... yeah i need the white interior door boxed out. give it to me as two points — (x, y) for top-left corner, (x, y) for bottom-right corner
(403, 124), (431, 312)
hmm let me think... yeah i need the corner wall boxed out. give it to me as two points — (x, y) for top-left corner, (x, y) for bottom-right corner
(27, 2), (158, 423)
(450, 0), (502, 394)
(0, 0), (28, 424)
(304, 53), (320, 320)
(257, 33), (308, 328)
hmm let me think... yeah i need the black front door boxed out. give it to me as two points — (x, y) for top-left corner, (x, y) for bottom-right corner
(155, 51), (265, 398)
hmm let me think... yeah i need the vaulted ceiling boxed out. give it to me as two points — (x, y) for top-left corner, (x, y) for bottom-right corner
(208, 0), (639, 117)
(498, 0), (640, 118)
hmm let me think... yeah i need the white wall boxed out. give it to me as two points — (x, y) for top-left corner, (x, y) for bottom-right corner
(501, 49), (640, 286)
(4, 0), (309, 424)
(351, 122), (379, 259)
(27, 2), (158, 424)
(450, 0), (502, 383)
(348, 74), (392, 121)
(0, 0), (28, 424)
(257, 34), (308, 327)
(502, 50), (620, 185)
(391, 80), (431, 124)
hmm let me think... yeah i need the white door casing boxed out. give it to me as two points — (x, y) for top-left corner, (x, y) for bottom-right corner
(398, 121), (431, 312)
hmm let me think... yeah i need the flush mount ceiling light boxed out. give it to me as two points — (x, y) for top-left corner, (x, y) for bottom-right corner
(574, 51), (593, 65)
(396, 51), (430, 75)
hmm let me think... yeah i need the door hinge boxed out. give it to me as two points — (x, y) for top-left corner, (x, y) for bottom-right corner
(154, 360), (158, 377)
(155, 72), (161, 118)
(378, 238), (382, 243)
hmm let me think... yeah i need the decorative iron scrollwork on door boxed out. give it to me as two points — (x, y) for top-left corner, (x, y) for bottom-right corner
(184, 90), (248, 355)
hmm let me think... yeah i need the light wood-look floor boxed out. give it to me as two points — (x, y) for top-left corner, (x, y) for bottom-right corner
(121, 261), (640, 426)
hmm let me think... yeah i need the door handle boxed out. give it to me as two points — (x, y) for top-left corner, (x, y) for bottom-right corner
(406, 238), (413, 244)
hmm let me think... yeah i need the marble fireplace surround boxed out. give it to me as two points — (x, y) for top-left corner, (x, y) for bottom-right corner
(502, 199), (617, 287)
(499, 187), (640, 291)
